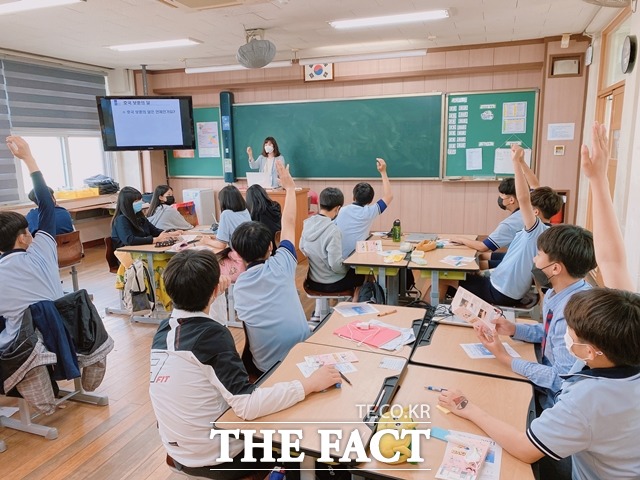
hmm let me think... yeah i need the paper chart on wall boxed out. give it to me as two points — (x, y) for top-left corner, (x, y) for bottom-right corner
(196, 121), (220, 158)
(494, 148), (531, 174)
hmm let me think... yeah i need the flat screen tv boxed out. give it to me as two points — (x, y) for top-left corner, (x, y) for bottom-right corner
(96, 96), (195, 151)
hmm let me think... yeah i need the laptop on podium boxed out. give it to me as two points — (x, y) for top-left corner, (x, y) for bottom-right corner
(246, 171), (271, 189)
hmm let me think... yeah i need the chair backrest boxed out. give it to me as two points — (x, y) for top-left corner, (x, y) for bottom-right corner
(104, 237), (120, 274)
(56, 231), (83, 268)
(308, 190), (319, 214)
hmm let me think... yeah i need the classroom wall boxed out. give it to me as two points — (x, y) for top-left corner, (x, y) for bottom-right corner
(135, 37), (589, 236)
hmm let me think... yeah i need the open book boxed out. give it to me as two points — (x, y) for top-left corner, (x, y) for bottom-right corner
(450, 287), (503, 332)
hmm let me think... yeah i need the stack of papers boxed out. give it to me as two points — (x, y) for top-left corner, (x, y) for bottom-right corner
(441, 255), (476, 267)
(334, 303), (379, 317)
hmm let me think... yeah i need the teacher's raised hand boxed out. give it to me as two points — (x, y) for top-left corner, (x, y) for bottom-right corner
(246, 146), (253, 160)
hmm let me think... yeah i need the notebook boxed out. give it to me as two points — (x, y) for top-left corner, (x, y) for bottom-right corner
(405, 233), (438, 243)
(247, 171), (271, 188)
(333, 321), (401, 348)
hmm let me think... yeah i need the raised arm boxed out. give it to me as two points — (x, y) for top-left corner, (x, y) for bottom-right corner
(276, 160), (296, 243)
(511, 145), (536, 230)
(247, 146), (259, 169)
(581, 122), (634, 290)
(377, 158), (393, 206)
(520, 156), (540, 189)
(7, 136), (56, 237)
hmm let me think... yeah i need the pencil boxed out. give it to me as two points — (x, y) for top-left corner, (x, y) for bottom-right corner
(339, 371), (352, 386)
(377, 309), (398, 317)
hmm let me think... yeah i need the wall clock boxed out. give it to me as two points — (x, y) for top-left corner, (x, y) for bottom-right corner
(622, 35), (637, 74)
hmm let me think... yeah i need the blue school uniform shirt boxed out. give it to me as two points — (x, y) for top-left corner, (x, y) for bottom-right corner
(335, 199), (388, 259)
(490, 218), (548, 301)
(26, 206), (74, 235)
(216, 209), (251, 246)
(527, 362), (640, 480)
(482, 209), (523, 251)
(510, 279), (591, 408)
(233, 240), (310, 372)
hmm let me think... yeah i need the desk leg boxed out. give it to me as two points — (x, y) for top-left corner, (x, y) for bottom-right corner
(430, 270), (439, 307)
(301, 455), (315, 480)
(386, 271), (399, 306)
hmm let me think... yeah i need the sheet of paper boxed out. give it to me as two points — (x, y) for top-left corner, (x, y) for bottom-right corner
(460, 343), (521, 359)
(378, 356), (405, 371)
(179, 234), (198, 243)
(356, 240), (382, 253)
(441, 255), (476, 267)
(451, 430), (503, 480)
(298, 361), (357, 377)
(297, 361), (318, 378)
(333, 303), (379, 317)
(466, 148), (483, 171)
(335, 362), (358, 374)
(493, 148), (532, 174)
(304, 351), (359, 367)
(547, 122), (575, 140)
(196, 121), (220, 157)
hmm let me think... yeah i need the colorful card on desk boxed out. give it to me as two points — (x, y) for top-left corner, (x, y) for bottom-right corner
(304, 351), (359, 367)
(356, 240), (382, 253)
(451, 287), (503, 332)
(333, 321), (402, 348)
(432, 429), (502, 480)
(333, 303), (379, 317)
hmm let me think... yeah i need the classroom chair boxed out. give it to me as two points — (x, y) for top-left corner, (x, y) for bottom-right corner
(56, 231), (83, 292)
(496, 282), (544, 322)
(0, 439), (5, 452)
(303, 279), (353, 325)
(308, 190), (319, 215)
(104, 237), (120, 274)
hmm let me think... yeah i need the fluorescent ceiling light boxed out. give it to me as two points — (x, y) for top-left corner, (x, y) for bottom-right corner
(109, 38), (202, 52)
(0, 0), (84, 15)
(301, 50), (426, 66)
(185, 60), (293, 74)
(330, 10), (449, 29)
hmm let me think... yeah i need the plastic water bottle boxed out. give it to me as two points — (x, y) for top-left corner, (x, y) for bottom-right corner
(269, 466), (286, 480)
(392, 219), (402, 242)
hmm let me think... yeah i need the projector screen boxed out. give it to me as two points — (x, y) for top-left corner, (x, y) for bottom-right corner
(96, 96), (195, 151)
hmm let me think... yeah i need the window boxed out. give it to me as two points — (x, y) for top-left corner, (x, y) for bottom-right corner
(16, 132), (112, 196)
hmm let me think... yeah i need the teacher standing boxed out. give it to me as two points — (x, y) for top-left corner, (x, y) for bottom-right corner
(246, 136), (285, 188)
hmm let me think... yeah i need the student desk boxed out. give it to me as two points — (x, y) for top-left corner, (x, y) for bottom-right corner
(343, 252), (408, 306)
(351, 364), (535, 480)
(215, 341), (407, 480)
(307, 303), (427, 360)
(408, 236), (479, 308)
(410, 322), (537, 382)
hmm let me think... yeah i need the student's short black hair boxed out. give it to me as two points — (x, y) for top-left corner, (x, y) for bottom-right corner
(232, 221), (272, 263)
(218, 185), (247, 213)
(163, 249), (220, 312)
(537, 225), (596, 278)
(319, 187), (344, 210)
(353, 182), (374, 206)
(27, 187), (55, 205)
(565, 288), (640, 367)
(0, 211), (29, 252)
(530, 187), (563, 220)
(498, 178), (516, 196)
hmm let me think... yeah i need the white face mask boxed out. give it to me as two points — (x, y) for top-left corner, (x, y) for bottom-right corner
(564, 331), (601, 362)
(264, 144), (274, 154)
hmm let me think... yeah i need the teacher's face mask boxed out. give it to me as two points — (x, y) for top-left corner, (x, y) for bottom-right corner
(264, 144), (274, 154)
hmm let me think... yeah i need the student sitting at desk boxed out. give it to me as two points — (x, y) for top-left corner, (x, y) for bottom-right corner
(110, 186), (181, 249)
(246, 184), (281, 251)
(149, 249), (340, 480)
(232, 161), (311, 374)
(0, 136), (64, 352)
(437, 146), (563, 307)
(246, 136), (284, 188)
(475, 224), (596, 409)
(206, 185), (251, 250)
(300, 187), (363, 292)
(335, 158), (393, 259)
(146, 184), (194, 231)
(25, 186), (74, 235)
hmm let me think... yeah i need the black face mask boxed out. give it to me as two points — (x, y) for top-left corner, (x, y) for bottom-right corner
(164, 195), (175, 206)
(497, 196), (507, 210)
(531, 263), (555, 289)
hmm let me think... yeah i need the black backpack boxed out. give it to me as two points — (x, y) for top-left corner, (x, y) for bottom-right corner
(357, 280), (386, 304)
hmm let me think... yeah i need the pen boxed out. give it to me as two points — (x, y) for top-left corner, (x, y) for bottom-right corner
(372, 389), (385, 412)
(425, 386), (447, 392)
(377, 309), (398, 317)
(339, 371), (352, 386)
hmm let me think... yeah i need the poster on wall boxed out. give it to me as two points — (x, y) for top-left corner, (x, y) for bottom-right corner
(197, 121), (221, 158)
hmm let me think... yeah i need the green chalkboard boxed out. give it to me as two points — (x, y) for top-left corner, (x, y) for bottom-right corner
(167, 107), (223, 177)
(231, 94), (443, 178)
(444, 90), (538, 178)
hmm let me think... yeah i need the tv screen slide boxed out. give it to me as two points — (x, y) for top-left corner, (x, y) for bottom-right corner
(96, 96), (195, 151)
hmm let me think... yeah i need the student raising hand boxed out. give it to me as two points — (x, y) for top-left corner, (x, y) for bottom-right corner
(581, 121), (633, 291)
(275, 159), (295, 190)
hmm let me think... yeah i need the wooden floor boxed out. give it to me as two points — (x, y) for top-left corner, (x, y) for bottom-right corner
(0, 245), (317, 480)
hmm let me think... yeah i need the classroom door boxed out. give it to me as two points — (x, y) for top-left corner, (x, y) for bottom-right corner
(587, 85), (624, 284)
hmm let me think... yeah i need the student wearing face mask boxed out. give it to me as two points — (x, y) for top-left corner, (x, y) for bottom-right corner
(246, 136), (285, 188)
(450, 162), (539, 270)
(474, 224), (596, 411)
(146, 185), (194, 231)
(111, 186), (180, 249)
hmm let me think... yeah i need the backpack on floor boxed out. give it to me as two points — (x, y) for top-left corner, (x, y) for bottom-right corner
(357, 280), (386, 304)
(122, 259), (155, 314)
